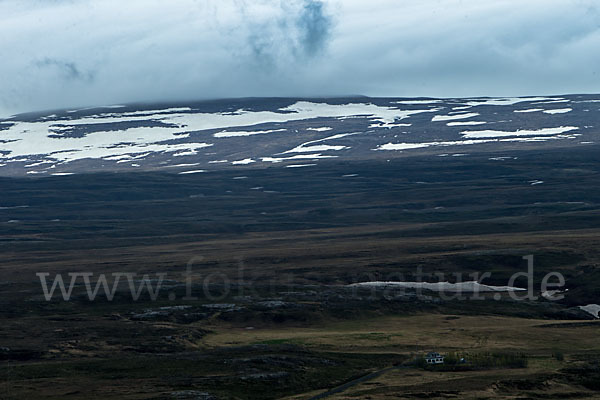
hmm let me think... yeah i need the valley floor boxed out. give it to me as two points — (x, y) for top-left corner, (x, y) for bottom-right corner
(1, 146), (599, 398)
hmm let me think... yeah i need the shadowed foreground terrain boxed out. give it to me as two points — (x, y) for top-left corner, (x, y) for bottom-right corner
(1, 145), (600, 399)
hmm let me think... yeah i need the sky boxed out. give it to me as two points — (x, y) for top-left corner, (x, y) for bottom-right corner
(1, 0), (600, 116)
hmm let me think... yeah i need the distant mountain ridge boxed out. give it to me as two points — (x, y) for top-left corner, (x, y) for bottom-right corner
(0, 95), (598, 177)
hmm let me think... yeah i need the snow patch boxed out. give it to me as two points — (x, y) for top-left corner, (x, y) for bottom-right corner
(232, 159), (255, 165)
(543, 108), (572, 115)
(370, 122), (412, 128)
(306, 127), (332, 132)
(393, 100), (443, 105)
(349, 281), (526, 292)
(284, 144), (347, 153)
(463, 97), (562, 107)
(376, 139), (496, 151)
(446, 121), (487, 127)
(282, 132), (360, 154)
(261, 154), (337, 163)
(461, 126), (579, 139)
(579, 304), (600, 318)
(432, 113), (479, 122)
(514, 109), (543, 113)
(489, 156), (516, 161)
(214, 129), (286, 138)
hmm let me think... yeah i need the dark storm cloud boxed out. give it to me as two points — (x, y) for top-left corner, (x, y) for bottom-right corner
(297, 0), (332, 56)
(1, 0), (600, 117)
(240, 0), (332, 68)
(34, 58), (95, 82)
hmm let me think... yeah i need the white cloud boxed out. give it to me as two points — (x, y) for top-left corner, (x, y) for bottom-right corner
(1, 0), (600, 115)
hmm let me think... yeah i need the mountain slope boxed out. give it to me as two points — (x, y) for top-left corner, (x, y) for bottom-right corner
(1, 95), (598, 176)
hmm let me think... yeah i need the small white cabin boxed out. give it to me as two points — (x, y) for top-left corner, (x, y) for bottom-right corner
(425, 352), (444, 364)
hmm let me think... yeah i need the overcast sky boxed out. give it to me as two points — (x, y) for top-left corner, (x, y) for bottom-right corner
(1, 0), (600, 116)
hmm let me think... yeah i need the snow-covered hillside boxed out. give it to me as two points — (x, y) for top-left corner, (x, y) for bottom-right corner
(0, 95), (598, 176)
